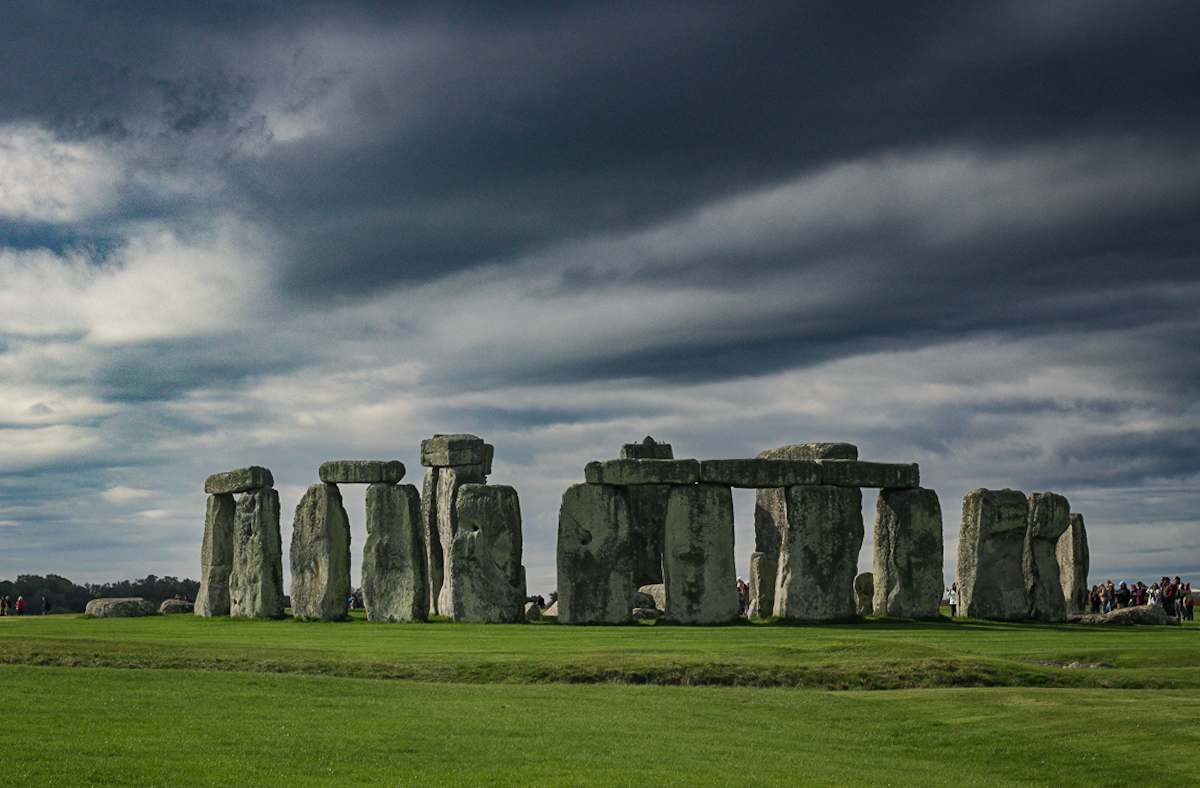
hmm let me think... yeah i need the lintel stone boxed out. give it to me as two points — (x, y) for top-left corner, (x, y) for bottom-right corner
(420, 434), (486, 467)
(818, 460), (919, 489)
(621, 436), (674, 460)
(699, 459), (821, 488)
(756, 443), (858, 461)
(205, 466), (273, 494)
(319, 460), (406, 485)
(584, 459), (700, 485)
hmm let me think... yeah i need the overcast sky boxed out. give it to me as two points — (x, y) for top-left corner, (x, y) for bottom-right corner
(1, 1), (1197, 596)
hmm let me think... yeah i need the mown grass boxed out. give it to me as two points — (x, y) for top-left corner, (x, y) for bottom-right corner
(1, 611), (1198, 689)
(1, 665), (1197, 787)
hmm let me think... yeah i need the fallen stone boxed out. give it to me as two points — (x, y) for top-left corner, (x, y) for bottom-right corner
(422, 467), (442, 617)
(639, 583), (666, 611)
(774, 485), (864, 620)
(663, 483), (739, 624)
(1068, 605), (1180, 626)
(632, 590), (657, 609)
(873, 487), (944, 619)
(1024, 492), (1071, 623)
(1057, 512), (1090, 613)
(450, 484), (525, 623)
(159, 599), (194, 614)
(421, 434), (486, 467)
(756, 443), (858, 461)
(627, 484), (670, 586)
(748, 551), (776, 618)
(289, 483), (352, 621)
(362, 483), (428, 622)
(205, 466), (273, 495)
(319, 460), (406, 485)
(557, 483), (634, 624)
(86, 598), (157, 618)
(196, 493), (236, 617)
(229, 486), (285, 618)
(956, 488), (1029, 621)
(524, 601), (542, 621)
(854, 572), (874, 615)
(632, 607), (663, 619)
(819, 460), (919, 489)
(435, 464), (486, 615)
(698, 459), (821, 488)
(584, 459), (700, 486)
(620, 436), (675, 460)
(543, 600), (559, 617)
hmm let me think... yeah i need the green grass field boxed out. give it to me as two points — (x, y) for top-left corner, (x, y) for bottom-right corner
(1, 613), (1197, 786)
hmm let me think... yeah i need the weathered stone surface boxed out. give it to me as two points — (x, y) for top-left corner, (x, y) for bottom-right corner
(956, 489), (1029, 621)
(1024, 492), (1071, 623)
(632, 590), (657, 609)
(756, 443), (858, 461)
(819, 460), (919, 489)
(584, 459), (700, 486)
(289, 483), (351, 621)
(1068, 605), (1179, 626)
(87, 598), (157, 618)
(698, 459), (821, 488)
(748, 551), (776, 618)
(632, 607), (663, 619)
(543, 600), (559, 617)
(524, 601), (542, 621)
(422, 467), (442, 617)
(196, 493), (235, 617)
(434, 464), (486, 615)
(1057, 512), (1090, 613)
(319, 460), (405, 485)
(205, 466), (273, 495)
(638, 583), (666, 612)
(481, 444), (494, 476)
(753, 489), (787, 561)
(421, 434), (486, 467)
(362, 483), (427, 622)
(159, 599), (194, 614)
(663, 484), (739, 624)
(774, 485), (864, 620)
(854, 572), (874, 615)
(557, 483), (633, 624)
(621, 436), (674, 460)
(627, 484), (670, 586)
(450, 484), (524, 623)
(873, 487), (944, 619)
(229, 487), (285, 618)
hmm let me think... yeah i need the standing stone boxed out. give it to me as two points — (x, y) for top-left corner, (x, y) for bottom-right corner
(854, 572), (874, 615)
(956, 489), (1029, 621)
(435, 464), (486, 615)
(557, 483), (633, 624)
(627, 484), (670, 586)
(873, 487), (943, 619)
(747, 551), (776, 618)
(451, 484), (524, 623)
(1057, 512), (1090, 613)
(663, 484), (739, 624)
(290, 483), (351, 621)
(229, 487), (285, 618)
(422, 467), (442, 617)
(196, 493), (235, 617)
(1025, 492), (1071, 622)
(362, 483), (427, 622)
(774, 485), (864, 620)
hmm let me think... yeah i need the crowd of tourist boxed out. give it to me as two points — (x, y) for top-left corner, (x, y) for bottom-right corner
(1089, 576), (1193, 620)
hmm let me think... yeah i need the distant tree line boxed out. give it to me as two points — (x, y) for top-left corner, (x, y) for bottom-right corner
(0, 574), (200, 613)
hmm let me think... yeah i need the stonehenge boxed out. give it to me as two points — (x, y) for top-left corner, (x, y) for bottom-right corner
(557, 482), (634, 624)
(230, 484), (285, 618)
(450, 484), (525, 623)
(873, 487), (943, 619)
(663, 484), (739, 624)
(955, 488), (1088, 623)
(774, 485), (864, 620)
(362, 483), (427, 622)
(290, 483), (351, 620)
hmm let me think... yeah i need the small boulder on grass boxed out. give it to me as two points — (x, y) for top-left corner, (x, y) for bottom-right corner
(86, 598), (158, 618)
(159, 599), (195, 614)
(524, 602), (541, 621)
(1068, 605), (1179, 626)
(632, 607), (663, 620)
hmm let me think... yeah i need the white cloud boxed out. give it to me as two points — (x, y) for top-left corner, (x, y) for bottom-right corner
(0, 124), (121, 224)
(101, 486), (155, 504)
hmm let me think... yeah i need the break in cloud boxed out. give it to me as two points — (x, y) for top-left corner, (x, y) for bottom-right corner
(0, 1), (1197, 594)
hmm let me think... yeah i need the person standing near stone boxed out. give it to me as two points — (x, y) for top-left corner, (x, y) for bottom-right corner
(15, 596), (25, 615)
(947, 583), (957, 617)
(42, 597), (50, 615)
